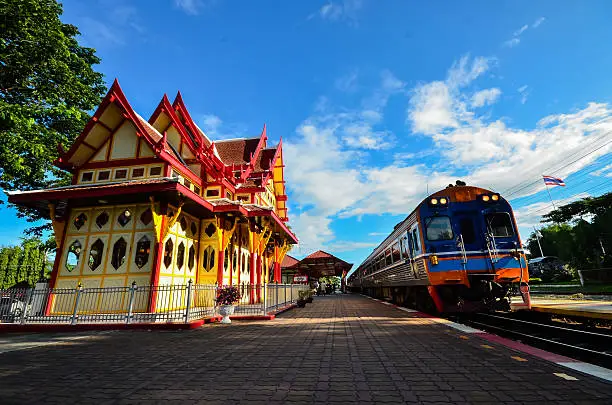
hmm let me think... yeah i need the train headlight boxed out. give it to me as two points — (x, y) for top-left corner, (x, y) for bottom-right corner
(491, 194), (499, 201)
(430, 198), (438, 205)
(430, 255), (439, 265)
(439, 198), (447, 205)
(482, 195), (490, 202)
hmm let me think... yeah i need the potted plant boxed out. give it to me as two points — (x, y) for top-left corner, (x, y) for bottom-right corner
(216, 286), (241, 324)
(297, 290), (308, 307)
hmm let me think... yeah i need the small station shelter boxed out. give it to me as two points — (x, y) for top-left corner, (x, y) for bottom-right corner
(7, 80), (297, 313)
(281, 250), (353, 290)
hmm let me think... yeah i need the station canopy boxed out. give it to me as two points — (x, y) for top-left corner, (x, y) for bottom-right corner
(282, 250), (353, 279)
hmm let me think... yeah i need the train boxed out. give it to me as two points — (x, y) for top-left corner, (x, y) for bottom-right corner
(346, 182), (531, 313)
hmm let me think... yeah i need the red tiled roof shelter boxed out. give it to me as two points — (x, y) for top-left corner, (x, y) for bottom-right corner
(281, 250), (353, 288)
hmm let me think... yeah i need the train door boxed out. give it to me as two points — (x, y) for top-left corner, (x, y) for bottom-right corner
(453, 213), (482, 253)
(407, 225), (421, 278)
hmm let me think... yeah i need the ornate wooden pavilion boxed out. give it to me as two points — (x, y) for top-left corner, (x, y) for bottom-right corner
(7, 80), (297, 313)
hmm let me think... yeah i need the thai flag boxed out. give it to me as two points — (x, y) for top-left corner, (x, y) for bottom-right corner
(543, 175), (566, 187)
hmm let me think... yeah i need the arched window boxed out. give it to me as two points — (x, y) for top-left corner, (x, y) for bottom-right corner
(224, 248), (229, 271)
(177, 242), (186, 269)
(117, 209), (132, 227)
(140, 208), (153, 226)
(88, 239), (104, 270)
(111, 237), (127, 270)
(135, 236), (151, 268)
(164, 239), (174, 268)
(207, 246), (216, 270)
(66, 240), (82, 271)
(74, 213), (87, 230)
(188, 245), (196, 271)
(179, 216), (188, 232)
(232, 250), (238, 273)
(95, 212), (109, 229)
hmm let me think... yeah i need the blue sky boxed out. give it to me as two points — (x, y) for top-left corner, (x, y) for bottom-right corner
(2, 0), (612, 270)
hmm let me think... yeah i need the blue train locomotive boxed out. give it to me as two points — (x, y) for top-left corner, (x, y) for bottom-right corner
(347, 183), (530, 313)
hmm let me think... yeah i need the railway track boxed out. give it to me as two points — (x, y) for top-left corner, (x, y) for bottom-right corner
(449, 312), (612, 369)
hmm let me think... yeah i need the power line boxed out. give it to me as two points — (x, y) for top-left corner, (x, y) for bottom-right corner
(504, 137), (612, 199)
(501, 118), (612, 196)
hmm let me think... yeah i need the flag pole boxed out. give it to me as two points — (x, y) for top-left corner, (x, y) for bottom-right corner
(543, 177), (557, 210)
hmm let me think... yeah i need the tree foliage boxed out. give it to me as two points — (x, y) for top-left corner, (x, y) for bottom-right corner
(0, 237), (54, 289)
(526, 191), (612, 270)
(0, 0), (105, 232)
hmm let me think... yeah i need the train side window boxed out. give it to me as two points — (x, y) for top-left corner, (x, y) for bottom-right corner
(426, 216), (454, 241)
(385, 248), (392, 266)
(391, 241), (401, 263)
(459, 218), (476, 244)
(400, 237), (409, 259)
(412, 228), (420, 254)
(486, 213), (514, 237)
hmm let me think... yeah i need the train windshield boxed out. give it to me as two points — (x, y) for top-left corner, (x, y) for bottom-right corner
(425, 216), (454, 241)
(486, 213), (514, 237)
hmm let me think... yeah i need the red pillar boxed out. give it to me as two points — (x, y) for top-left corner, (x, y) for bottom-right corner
(216, 248), (224, 286)
(250, 252), (256, 304)
(274, 261), (281, 283)
(256, 254), (262, 302)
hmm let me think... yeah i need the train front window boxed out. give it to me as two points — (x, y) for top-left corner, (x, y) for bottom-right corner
(426, 216), (454, 241)
(486, 213), (514, 237)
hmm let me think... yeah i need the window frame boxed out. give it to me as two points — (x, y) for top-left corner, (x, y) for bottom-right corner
(486, 212), (515, 238)
(425, 216), (454, 242)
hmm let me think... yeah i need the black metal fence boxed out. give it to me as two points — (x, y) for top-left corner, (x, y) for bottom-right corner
(0, 283), (309, 325)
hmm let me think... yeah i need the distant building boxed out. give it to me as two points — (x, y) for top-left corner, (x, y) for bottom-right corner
(281, 250), (353, 290)
(7, 80), (297, 314)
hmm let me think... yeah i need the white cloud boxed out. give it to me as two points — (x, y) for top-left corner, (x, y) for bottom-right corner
(592, 163), (612, 177)
(314, 0), (364, 25)
(513, 24), (529, 37)
(517, 85), (529, 104)
(197, 114), (247, 140)
(503, 38), (521, 48)
(202, 114), (222, 131)
(409, 81), (457, 134)
(407, 54), (612, 200)
(368, 232), (388, 236)
(409, 55), (494, 135)
(471, 88), (502, 108)
(335, 70), (359, 92)
(533, 17), (546, 28)
(447, 55), (494, 89)
(327, 241), (378, 252)
(175, 0), (200, 15)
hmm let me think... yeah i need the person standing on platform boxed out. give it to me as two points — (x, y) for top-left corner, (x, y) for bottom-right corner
(314, 280), (320, 296)
(320, 281), (327, 296)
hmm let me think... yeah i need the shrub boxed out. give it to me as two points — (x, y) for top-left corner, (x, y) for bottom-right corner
(216, 286), (241, 306)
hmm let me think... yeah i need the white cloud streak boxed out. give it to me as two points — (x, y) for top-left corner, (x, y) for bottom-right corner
(471, 88), (502, 108)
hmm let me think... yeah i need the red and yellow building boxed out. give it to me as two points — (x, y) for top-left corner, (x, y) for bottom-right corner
(7, 80), (297, 312)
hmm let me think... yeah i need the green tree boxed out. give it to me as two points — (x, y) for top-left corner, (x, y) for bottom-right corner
(526, 191), (612, 272)
(0, 0), (105, 234)
(0, 237), (53, 288)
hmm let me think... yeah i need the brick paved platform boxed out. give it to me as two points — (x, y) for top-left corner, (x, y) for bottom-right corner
(1, 294), (611, 404)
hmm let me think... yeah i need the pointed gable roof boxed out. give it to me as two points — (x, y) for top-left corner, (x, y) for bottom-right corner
(55, 79), (180, 171)
(172, 91), (213, 149)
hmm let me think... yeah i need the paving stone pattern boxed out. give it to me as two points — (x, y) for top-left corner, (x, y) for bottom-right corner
(1, 294), (611, 404)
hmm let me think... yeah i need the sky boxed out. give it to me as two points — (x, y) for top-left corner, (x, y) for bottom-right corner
(1, 0), (612, 272)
